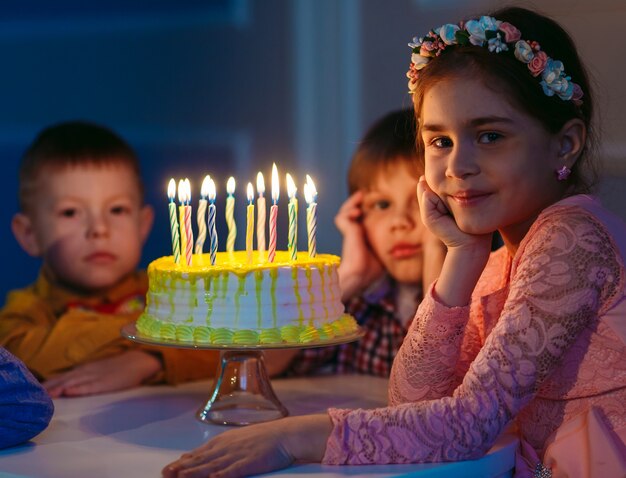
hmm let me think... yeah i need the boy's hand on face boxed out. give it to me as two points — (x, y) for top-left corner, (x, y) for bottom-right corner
(43, 350), (162, 398)
(335, 191), (384, 302)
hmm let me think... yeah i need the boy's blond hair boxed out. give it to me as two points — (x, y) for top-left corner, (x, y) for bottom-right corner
(348, 109), (421, 194)
(19, 121), (144, 214)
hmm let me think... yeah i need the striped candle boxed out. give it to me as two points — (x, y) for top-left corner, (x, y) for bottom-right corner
(167, 179), (181, 264)
(194, 175), (210, 255)
(246, 182), (254, 263)
(286, 173), (298, 261)
(207, 178), (218, 265)
(183, 178), (193, 266)
(256, 172), (266, 254)
(268, 163), (279, 263)
(177, 180), (188, 266)
(225, 177), (237, 253)
(304, 176), (317, 258)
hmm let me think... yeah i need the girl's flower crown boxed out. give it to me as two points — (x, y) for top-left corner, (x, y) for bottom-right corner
(407, 15), (584, 105)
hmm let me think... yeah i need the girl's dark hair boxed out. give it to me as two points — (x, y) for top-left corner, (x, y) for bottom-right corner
(412, 7), (597, 193)
(19, 120), (144, 212)
(348, 109), (420, 194)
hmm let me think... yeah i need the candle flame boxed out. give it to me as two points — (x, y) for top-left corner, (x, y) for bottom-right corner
(247, 182), (254, 203)
(168, 178), (176, 200)
(286, 173), (296, 199)
(306, 174), (317, 201)
(207, 178), (216, 202)
(271, 163), (279, 203)
(256, 172), (265, 195)
(304, 183), (312, 204)
(227, 176), (236, 195)
(177, 179), (186, 204)
(200, 175), (211, 199)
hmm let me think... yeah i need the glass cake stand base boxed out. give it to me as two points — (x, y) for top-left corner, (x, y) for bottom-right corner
(121, 323), (362, 426)
(197, 350), (288, 425)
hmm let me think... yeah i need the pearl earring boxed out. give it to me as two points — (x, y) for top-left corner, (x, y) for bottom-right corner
(556, 165), (571, 181)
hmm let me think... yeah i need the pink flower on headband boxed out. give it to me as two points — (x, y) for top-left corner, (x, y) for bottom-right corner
(499, 22), (521, 42)
(528, 50), (548, 77)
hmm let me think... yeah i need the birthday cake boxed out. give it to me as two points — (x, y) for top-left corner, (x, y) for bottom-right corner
(136, 250), (357, 345)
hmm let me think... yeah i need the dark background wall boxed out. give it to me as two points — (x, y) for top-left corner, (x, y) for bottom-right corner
(1, 0), (625, 301)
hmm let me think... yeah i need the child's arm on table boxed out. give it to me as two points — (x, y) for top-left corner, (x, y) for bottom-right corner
(43, 349), (161, 397)
(0, 289), (141, 379)
(163, 413), (332, 478)
(0, 289), (219, 395)
(335, 191), (385, 302)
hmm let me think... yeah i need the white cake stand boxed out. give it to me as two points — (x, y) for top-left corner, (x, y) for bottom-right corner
(121, 323), (363, 426)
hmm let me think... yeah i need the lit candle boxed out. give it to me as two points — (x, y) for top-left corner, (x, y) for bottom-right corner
(167, 179), (181, 264)
(184, 178), (193, 266)
(207, 178), (218, 265)
(246, 182), (255, 263)
(195, 175), (210, 255)
(286, 173), (298, 261)
(256, 172), (266, 255)
(225, 177), (237, 253)
(177, 179), (188, 266)
(304, 175), (317, 258)
(268, 163), (279, 263)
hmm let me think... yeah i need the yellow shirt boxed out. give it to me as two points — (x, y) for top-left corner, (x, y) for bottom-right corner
(0, 270), (218, 384)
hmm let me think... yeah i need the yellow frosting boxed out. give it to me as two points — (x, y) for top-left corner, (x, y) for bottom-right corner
(149, 251), (340, 277)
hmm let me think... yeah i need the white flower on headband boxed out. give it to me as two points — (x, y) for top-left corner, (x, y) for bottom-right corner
(439, 24), (460, 45)
(406, 15), (584, 106)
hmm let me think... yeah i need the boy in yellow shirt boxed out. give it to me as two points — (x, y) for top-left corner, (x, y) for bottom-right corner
(0, 121), (218, 397)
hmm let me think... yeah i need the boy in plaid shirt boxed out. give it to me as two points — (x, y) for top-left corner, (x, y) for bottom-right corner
(269, 109), (445, 377)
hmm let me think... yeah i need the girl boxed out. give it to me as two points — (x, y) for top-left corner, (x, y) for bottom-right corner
(163, 7), (626, 477)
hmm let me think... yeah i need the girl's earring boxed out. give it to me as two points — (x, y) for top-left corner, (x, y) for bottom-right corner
(556, 165), (571, 181)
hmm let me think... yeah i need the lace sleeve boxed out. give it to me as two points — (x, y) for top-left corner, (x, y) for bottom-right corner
(324, 209), (621, 465)
(388, 284), (470, 405)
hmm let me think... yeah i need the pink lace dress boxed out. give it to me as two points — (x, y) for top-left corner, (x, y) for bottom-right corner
(323, 195), (626, 477)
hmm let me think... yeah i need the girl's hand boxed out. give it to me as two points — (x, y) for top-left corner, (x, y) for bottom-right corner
(416, 176), (486, 251)
(162, 414), (332, 478)
(334, 191), (384, 301)
(43, 350), (162, 397)
(416, 177), (492, 307)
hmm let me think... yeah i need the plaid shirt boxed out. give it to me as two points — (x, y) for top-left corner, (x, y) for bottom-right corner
(286, 276), (421, 378)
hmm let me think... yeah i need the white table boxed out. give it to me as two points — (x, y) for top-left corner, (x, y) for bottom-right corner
(0, 375), (518, 477)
